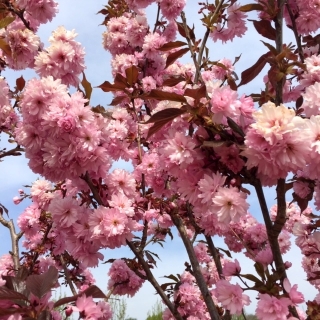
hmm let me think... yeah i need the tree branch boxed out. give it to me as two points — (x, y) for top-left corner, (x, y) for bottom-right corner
(0, 146), (24, 159)
(126, 240), (183, 320)
(171, 214), (221, 320)
(60, 254), (77, 296)
(0, 215), (21, 271)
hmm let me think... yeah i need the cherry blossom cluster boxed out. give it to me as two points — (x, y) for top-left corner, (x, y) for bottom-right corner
(35, 26), (86, 87)
(15, 76), (112, 182)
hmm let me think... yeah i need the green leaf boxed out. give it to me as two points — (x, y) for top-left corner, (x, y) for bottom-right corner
(81, 72), (92, 101)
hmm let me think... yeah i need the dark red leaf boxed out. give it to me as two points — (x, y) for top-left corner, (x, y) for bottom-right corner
(176, 22), (195, 42)
(97, 81), (126, 92)
(26, 266), (58, 299)
(81, 72), (92, 101)
(109, 95), (127, 106)
(125, 65), (139, 86)
(144, 108), (187, 124)
(166, 48), (189, 68)
(159, 41), (187, 51)
(162, 76), (186, 87)
(0, 287), (28, 301)
(238, 52), (269, 87)
(143, 90), (187, 103)
(238, 3), (264, 12)
(251, 19), (276, 41)
(82, 285), (107, 299)
(16, 76), (25, 92)
(53, 285), (107, 309)
(184, 85), (207, 100)
(144, 108), (187, 139)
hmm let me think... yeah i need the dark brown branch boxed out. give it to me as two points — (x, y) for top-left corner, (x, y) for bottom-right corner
(205, 235), (223, 279)
(126, 240), (183, 320)
(285, 2), (304, 63)
(274, 0), (286, 105)
(171, 214), (221, 320)
(81, 172), (105, 206)
(180, 11), (201, 82)
(253, 180), (300, 319)
(60, 254), (77, 296)
(152, 4), (161, 33)
(0, 146), (24, 159)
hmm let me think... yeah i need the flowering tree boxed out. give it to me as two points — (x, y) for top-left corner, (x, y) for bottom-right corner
(1, 0), (320, 319)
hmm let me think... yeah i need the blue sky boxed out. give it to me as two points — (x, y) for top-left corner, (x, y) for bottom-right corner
(0, 1), (317, 319)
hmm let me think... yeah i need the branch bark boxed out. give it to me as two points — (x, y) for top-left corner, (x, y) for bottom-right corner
(0, 215), (22, 271)
(171, 214), (221, 320)
(126, 240), (184, 320)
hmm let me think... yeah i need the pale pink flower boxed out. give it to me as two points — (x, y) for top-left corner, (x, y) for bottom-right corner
(223, 259), (241, 276)
(72, 294), (103, 319)
(159, 0), (186, 20)
(212, 187), (248, 226)
(256, 294), (291, 320)
(48, 196), (79, 227)
(283, 278), (305, 305)
(214, 280), (250, 315)
(198, 172), (226, 204)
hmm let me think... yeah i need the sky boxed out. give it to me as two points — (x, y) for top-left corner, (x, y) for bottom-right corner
(0, 1), (317, 319)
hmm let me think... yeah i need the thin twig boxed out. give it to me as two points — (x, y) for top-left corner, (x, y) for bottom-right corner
(60, 255), (77, 296)
(195, 0), (225, 83)
(0, 146), (24, 159)
(285, 2), (304, 62)
(81, 172), (105, 206)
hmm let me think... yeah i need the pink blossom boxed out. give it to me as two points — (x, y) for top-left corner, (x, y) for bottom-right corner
(198, 172), (226, 204)
(159, 0), (186, 20)
(256, 294), (291, 320)
(223, 259), (241, 276)
(283, 278), (305, 305)
(72, 294), (103, 319)
(212, 187), (248, 226)
(214, 280), (250, 315)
